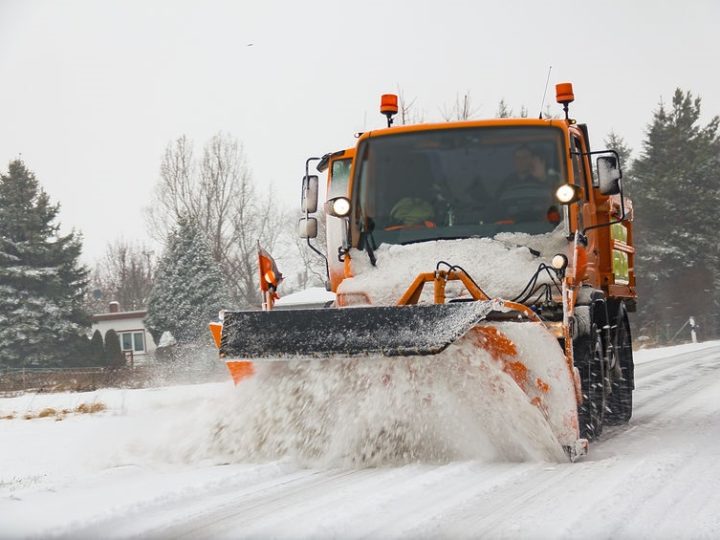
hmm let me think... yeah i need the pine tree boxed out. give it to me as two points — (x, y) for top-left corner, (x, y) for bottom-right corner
(0, 160), (90, 367)
(604, 131), (633, 168)
(144, 216), (228, 349)
(63, 334), (95, 367)
(103, 329), (124, 366)
(630, 89), (720, 339)
(89, 329), (105, 365)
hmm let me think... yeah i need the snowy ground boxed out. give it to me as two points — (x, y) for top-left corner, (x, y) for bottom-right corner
(1, 340), (719, 539)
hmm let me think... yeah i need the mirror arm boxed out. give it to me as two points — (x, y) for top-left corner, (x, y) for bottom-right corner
(303, 156), (330, 288)
(305, 157), (321, 183)
(306, 236), (330, 284)
(583, 178), (627, 235)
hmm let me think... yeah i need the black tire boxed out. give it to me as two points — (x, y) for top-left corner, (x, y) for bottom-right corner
(574, 325), (606, 440)
(605, 311), (634, 425)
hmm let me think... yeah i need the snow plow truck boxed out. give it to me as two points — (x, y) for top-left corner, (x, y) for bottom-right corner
(210, 82), (637, 461)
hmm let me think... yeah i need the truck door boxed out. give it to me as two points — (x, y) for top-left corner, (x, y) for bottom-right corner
(324, 149), (354, 291)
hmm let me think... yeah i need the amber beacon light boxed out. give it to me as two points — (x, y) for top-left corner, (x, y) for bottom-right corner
(555, 82), (575, 120)
(381, 94), (399, 127)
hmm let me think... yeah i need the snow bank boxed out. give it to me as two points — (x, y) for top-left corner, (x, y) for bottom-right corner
(0, 382), (221, 418)
(338, 230), (568, 305)
(0, 382), (230, 497)
(634, 339), (720, 364)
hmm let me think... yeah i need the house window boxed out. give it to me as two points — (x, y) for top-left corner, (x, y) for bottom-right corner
(120, 331), (146, 353)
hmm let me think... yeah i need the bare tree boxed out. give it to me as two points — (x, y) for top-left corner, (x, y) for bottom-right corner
(292, 209), (328, 291)
(85, 240), (156, 313)
(496, 99), (548, 119)
(199, 134), (247, 264)
(396, 86), (424, 125)
(226, 181), (288, 305)
(441, 91), (479, 121)
(146, 132), (287, 307)
(146, 136), (196, 243)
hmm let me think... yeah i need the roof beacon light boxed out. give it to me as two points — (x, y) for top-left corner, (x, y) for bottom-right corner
(556, 82), (574, 120)
(381, 94), (399, 128)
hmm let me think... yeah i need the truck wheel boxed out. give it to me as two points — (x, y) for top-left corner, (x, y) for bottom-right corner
(574, 325), (605, 440)
(605, 312), (634, 425)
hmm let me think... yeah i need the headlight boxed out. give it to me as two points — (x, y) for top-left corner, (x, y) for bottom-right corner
(551, 253), (568, 272)
(326, 196), (351, 217)
(555, 183), (582, 204)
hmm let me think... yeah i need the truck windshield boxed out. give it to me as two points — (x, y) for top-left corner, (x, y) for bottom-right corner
(353, 126), (567, 245)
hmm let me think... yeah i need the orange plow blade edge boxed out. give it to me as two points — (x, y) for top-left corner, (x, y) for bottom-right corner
(210, 322), (255, 384)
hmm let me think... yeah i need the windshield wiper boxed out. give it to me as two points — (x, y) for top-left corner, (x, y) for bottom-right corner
(359, 217), (378, 266)
(398, 235), (472, 246)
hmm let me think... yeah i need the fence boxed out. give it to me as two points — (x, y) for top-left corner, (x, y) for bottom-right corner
(0, 363), (227, 395)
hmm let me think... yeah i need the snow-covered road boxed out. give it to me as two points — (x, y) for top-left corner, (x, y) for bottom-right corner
(2, 341), (720, 539)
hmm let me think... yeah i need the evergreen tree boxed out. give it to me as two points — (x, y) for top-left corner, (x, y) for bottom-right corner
(63, 334), (95, 367)
(604, 131), (633, 168)
(89, 329), (105, 365)
(144, 216), (228, 349)
(103, 329), (124, 366)
(496, 99), (512, 118)
(0, 160), (89, 367)
(630, 89), (720, 339)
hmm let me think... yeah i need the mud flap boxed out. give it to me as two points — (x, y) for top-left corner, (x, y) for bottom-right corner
(220, 301), (495, 359)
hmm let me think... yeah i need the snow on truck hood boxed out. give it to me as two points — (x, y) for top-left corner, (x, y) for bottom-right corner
(337, 229), (569, 305)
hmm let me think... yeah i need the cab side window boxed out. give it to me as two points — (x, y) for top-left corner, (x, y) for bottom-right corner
(329, 158), (351, 198)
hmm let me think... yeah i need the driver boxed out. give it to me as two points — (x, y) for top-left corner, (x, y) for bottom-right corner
(502, 145), (549, 190)
(386, 197), (437, 230)
(495, 145), (560, 224)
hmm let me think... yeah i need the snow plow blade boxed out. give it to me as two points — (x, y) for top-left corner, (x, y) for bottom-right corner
(217, 301), (585, 459)
(220, 301), (495, 359)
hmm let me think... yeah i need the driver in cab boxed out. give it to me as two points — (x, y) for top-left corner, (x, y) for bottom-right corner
(495, 145), (561, 225)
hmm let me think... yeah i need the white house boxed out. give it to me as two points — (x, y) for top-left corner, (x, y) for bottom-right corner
(91, 301), (156, 364)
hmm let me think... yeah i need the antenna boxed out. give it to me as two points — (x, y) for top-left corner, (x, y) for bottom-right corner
(538, 66), (552, 119)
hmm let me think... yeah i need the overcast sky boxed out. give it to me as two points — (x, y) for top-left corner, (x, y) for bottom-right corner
(1, 0), (718, 263)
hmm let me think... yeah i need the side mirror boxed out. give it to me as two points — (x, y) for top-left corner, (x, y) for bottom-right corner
(298, 217), (318, 239)
(301, 175), (319, 213)
(597, 156), (622, 195)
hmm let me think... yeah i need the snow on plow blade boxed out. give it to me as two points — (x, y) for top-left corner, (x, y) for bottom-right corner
(217, 301), (585, 459)
(220, 301), (495, 359)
